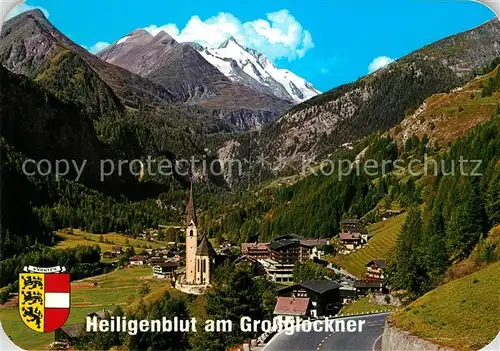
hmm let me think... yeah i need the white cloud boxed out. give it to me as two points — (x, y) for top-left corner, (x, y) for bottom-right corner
(84, 41), (111, 54)
(368, 56), (395, 73)
(142, 9), (314, 61)
(6, 2), (49, 21)
(143, 23), (180, 37)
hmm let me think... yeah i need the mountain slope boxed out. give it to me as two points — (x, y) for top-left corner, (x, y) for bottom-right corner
(220, 19), (500, 175)
(0, 10), (176, 112)
(390, 63), (500, 147)
(389, 261), (500, 350)
(98, 30), (293, 130)
(195, 37), (320, 103)
(98, 30), (230, 101)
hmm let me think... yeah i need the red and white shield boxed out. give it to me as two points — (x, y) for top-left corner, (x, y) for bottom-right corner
(19, 272), (71, 333)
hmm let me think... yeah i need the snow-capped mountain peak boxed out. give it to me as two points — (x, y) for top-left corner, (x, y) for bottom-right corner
(194, 38), (320, 103)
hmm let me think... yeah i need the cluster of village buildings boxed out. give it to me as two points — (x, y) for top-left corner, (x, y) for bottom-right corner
(134, 188), (391, 321)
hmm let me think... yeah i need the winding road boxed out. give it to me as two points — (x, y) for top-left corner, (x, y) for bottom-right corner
(263, 313), (389, 351)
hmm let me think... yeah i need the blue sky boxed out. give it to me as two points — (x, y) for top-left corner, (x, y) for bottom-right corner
(7, 0), (496, 92)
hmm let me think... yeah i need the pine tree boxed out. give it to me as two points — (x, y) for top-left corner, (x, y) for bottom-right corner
(386, 207), (428, 296)
(486, 165), (500, 225)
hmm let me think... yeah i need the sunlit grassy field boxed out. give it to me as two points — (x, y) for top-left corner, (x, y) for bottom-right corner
(330, 213), (407, 277)
(390, 261), (500, 350)
(0, 267), (179, 350)
(54, 229), (168, 251)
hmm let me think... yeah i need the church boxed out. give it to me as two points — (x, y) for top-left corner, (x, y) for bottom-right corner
(184, 184), (216, 287)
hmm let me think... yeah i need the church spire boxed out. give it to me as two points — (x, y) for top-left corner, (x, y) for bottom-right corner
(186, 182), (197, 226)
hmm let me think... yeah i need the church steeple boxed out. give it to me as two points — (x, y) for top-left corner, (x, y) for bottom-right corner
(186, 183), (197, 226)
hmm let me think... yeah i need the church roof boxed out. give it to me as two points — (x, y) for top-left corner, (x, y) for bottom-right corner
(186, 183), (197, 225)
(196, 235), (216, 257)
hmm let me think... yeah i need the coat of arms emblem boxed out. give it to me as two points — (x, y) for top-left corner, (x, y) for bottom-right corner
(18, 266), (70, 332)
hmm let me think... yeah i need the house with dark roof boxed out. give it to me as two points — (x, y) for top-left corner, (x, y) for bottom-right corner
(277, 280), (341, 317)
(269, 234), (303, 264)
(381, 210), (403, 221)
(111, 245), (123, 254)
(129, 256), (146, 266)
(339, 232), (363, 251)
(87, 309), (113, 320)
(55, 310), (112, 345)
(299, 238), (330, 260)
(353, 280), (387, 295)
(102, 251), (116, 259)
(339, 286), (357, 304)
(365, 260), (387, 281)
(55, 324), (84, 345)
(152, 261), (178, 280)
(340, 219), (363, 232)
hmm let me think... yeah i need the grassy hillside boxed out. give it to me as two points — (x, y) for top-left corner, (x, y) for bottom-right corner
(390, 65), (500, 147)
(54, 229), (170, 251)
(390, 261), (500, 350)
(330, 213), (407, 277)
(0, 267), (181, 350)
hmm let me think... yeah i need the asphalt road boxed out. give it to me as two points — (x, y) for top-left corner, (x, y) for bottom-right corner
(263, 313), (389, 351)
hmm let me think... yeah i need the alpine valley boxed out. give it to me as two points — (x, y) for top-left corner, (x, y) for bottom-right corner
(1, 9), (500, 351)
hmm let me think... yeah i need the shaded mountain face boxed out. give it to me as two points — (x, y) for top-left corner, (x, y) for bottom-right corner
(196, 37), (321, 103)
(0, 10), (176, 113)
(0, 10), (242, 189)
(218, 19), (500, 180)
(98, 29), (293, 129)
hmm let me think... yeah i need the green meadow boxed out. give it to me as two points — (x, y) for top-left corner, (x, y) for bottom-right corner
(54, 229), (169, 251)
(391, 261), (500, 350)
(330, 213), (407, 277)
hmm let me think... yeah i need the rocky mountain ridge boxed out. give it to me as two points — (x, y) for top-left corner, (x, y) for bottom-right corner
(0, 9), (176, 112)
(98, 28), (293, 130)
(195, 37), (320, 103)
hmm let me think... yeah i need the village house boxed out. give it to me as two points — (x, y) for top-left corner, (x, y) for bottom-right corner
(259, 259), (295, 283)
(276, 280), (341, 318)
(102, 251), (115, 259)
(269, 234), (304, 264)
(340, 219), (363, 232)
(299, 238), (330, 260)
(339, 232), (363, 252)
(339, 285), (357, 305)
(55, 310), (112, 346)
(340, 219), (370, 244)
(353, 280), (386, 295)
(241, 242), (270, 260)
(220, 239), (236, 249)
(111, 245), (123, 255)
(55, 324), (83, 347)
(152, 261), (178, 280)
(365, 260), (386, 281)
(87, 309), (113, 320)
(381, 210), (403, 221)
(129, 256), (146, 266)
(148, 256), (169, 266)
(273, 297), (312, 324)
